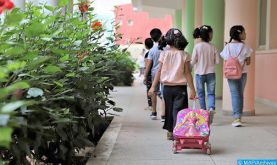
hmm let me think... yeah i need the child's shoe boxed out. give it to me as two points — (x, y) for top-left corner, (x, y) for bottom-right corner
(150, 112), (157, 120)
(161, 116), (165, 122)
(232, 118), (242, 127)
(167, 132), (173, 140)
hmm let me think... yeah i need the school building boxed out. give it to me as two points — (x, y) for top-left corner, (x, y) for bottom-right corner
(10, 0), (277, 164)
(114, 4), (172, 45)
(131, 0), (277, 116)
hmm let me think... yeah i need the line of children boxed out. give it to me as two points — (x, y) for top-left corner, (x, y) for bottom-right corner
(143, 28), (165, 120)
(145, 25), (252, 138)
(191, 25), (252, 127)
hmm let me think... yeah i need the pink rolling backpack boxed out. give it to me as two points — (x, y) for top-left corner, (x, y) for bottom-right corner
(173, 106), (210, 138)
(172, 101), (211, 154)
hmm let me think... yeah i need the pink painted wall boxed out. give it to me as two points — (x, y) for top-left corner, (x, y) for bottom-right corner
(114, 4), (172, 45)
(255, 51), (277, 102)
(255, 1), (277, 104)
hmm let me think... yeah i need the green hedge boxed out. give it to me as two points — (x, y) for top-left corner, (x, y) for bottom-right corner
(110, 50), (136, 86)
(0, 2), (133, 164)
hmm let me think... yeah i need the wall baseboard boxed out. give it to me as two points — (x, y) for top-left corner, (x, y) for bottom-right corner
(222, 110), (255, 116)
(255, 97), (277, 109)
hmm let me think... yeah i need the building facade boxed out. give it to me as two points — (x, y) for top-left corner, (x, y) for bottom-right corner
(114, 4), (172, 45)
(13, 0), (277, 112)
(132, 0), (277, 115)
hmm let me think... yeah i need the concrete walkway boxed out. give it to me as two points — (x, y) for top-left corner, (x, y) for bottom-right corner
(87, 77), (277, 165)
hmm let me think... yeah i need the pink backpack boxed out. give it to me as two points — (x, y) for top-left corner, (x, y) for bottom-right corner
(223, 44), (244, 79)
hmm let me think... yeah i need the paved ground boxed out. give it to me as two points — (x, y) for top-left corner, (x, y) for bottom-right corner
(87, 76), (277, 165)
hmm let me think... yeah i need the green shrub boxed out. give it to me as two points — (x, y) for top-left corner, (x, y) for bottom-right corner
(110, 50), (136, 86)
(0, 1), (132, 164)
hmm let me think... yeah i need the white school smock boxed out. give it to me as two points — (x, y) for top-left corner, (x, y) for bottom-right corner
(191, 42), (220, 75)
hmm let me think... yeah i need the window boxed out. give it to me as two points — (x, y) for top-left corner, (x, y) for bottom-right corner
(133, 7), (139, 12)
(258, 0), (267, 47)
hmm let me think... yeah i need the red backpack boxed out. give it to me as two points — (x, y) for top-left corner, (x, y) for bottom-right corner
(223, 44), (244, 79)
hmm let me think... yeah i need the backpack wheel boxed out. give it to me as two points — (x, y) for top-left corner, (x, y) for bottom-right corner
(172, 140), (177, 154)
(205, 142), (211, 155)
(206, 148), (211, 155)
(172, 147), (177, 154)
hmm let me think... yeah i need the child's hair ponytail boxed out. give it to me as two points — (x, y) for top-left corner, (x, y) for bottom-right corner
(165, 28), (188, 50)
(193, 27), (201, 39)
(175, 35), (188, 50)
(158, 36), (167, 50)
(192, 25), (213, 42)
(229, 25), (245, 43)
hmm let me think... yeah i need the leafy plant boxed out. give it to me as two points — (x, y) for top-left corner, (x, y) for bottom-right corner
(0, 1), (130, 164)
(110, 50), (136, 86)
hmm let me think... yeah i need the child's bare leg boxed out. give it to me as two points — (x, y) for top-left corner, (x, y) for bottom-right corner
(150, 94), (157, 120)
(151, 94), (157, 113)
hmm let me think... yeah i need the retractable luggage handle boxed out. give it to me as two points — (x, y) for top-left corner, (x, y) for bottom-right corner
(192, 100), (198, 110)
